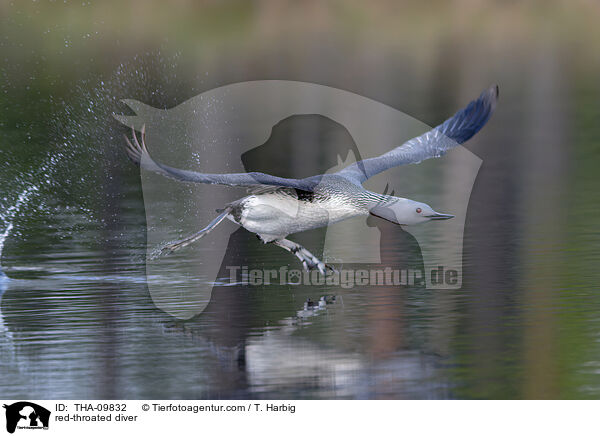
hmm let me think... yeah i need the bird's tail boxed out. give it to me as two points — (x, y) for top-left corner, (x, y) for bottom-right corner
(123, 125), (149, 166)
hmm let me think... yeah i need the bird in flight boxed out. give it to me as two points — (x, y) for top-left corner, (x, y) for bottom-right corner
(124, 85), (498, 274)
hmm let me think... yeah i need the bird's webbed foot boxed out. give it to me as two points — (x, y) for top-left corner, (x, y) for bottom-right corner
(273, 238), (336, 274)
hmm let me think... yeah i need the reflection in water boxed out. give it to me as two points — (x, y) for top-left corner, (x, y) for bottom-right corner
(165, 288), (446, 399)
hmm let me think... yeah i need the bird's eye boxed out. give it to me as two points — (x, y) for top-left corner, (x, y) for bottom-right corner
(416, 208), (422, 214)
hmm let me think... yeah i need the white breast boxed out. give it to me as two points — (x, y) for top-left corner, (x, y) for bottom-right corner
(233, 192), (365, 242)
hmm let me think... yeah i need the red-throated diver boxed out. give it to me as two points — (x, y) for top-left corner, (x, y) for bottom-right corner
(124, 85), (498, 273)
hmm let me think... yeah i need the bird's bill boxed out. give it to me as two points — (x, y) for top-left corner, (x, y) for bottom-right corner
(426, 212), (455, 220)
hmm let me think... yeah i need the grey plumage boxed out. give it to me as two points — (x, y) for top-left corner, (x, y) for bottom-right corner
(336, 85), (498, 183)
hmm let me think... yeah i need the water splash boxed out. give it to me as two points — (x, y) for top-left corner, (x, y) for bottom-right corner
(0, 52), (188, 270)
(0, 151), (62, 269)
(0, 216), (14, 361)
(0, 184), (39, 268)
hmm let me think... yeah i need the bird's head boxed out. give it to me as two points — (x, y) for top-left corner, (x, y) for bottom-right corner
(369, 194), (454, 226)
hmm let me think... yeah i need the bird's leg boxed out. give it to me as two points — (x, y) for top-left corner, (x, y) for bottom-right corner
(159, 207), (232, 255)
(272, 238), (336, 274)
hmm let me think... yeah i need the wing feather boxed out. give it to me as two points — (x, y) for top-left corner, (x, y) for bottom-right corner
(124, 126), (319, 191)
(337, 85), (498, 184)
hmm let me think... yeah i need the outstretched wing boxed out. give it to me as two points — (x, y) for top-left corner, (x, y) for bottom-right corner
(336, 85), (499, 184)
(124, 127), (320, 191)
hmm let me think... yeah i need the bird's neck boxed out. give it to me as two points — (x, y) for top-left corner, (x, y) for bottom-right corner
(363, 191), (400, 209)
